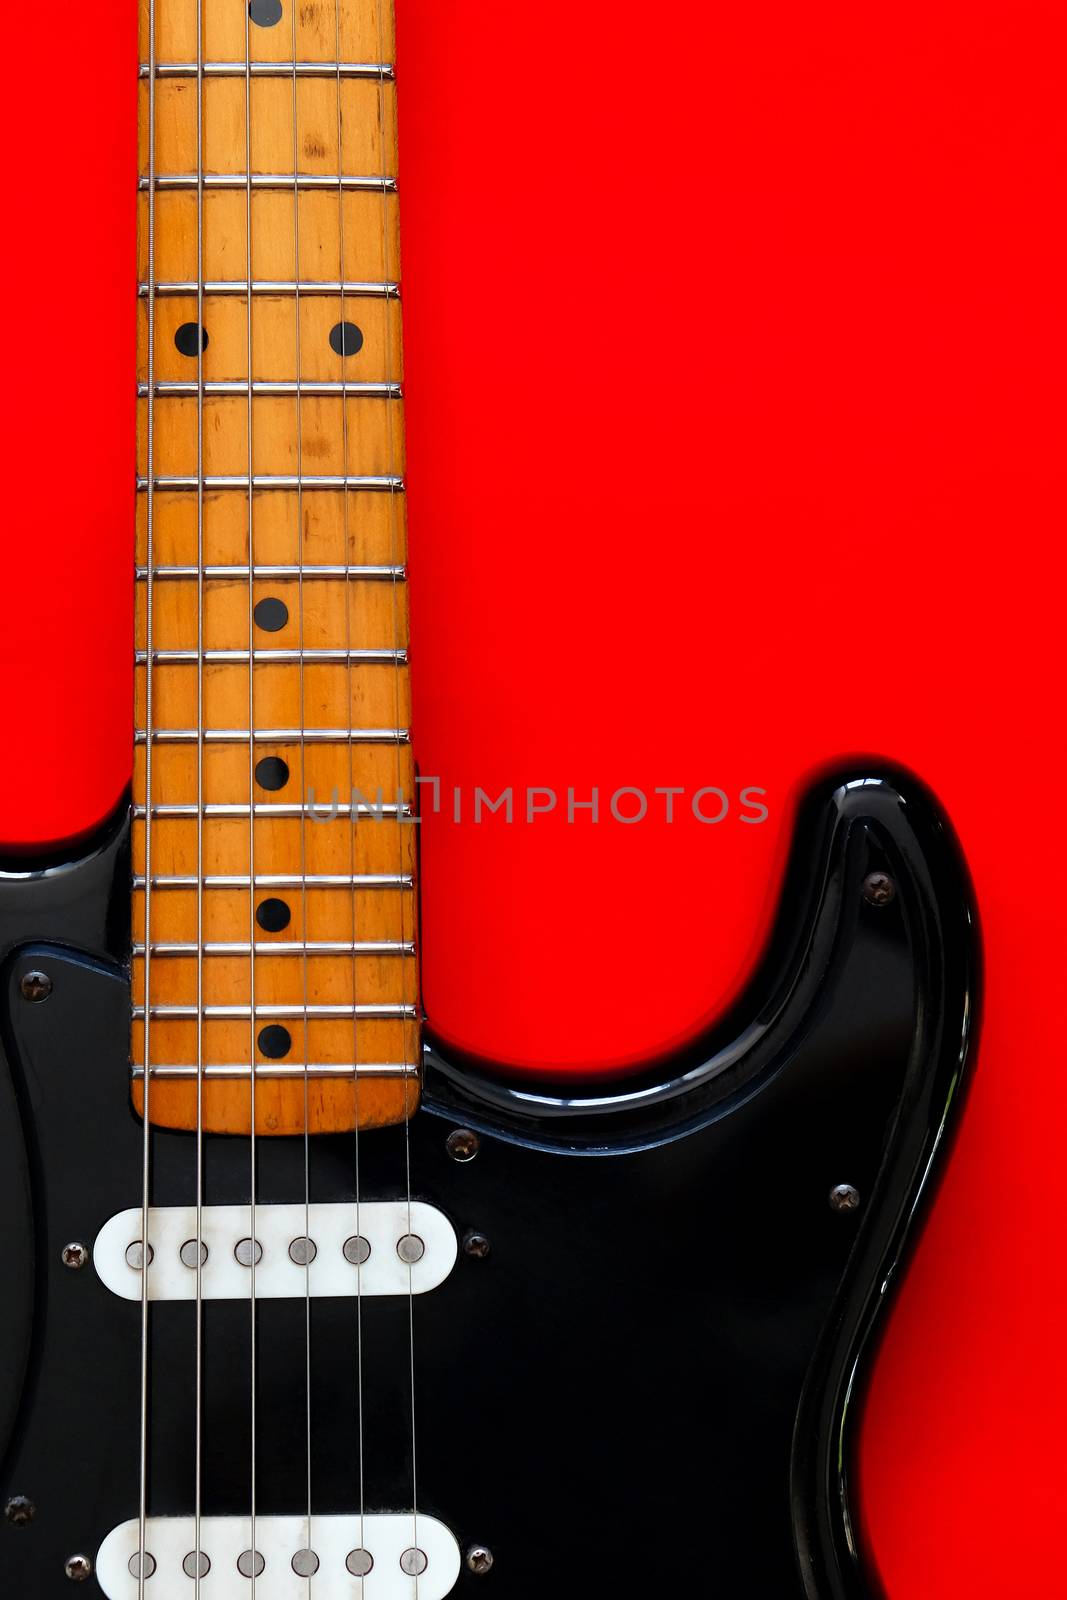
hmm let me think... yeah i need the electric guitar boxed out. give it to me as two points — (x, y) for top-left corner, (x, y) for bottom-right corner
(0, 2), (991, 1596)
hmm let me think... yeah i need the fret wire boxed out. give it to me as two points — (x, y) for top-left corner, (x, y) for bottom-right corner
(133, 802), (411, 817)
(134, 728), (409, 741)
(134, 1003), (416, 1019)
(135, 563), (405, 578)
(138, 380), (402, 397)
(140, 60), (395, 80)
(136, 474), (404, 490)
(133, 872), (412, 888)
(139, 173), (396, 191)
(133, 1062), (419, 1080)
(138, 280), (399, 296)
(134, 940), (414, 955)
(136, 648), (407, 663)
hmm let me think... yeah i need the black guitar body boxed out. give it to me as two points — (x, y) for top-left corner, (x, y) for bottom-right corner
(0, 770), (977, 1598)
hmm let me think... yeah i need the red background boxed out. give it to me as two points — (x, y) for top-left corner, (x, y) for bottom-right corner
(2, 4), (1066, 1594)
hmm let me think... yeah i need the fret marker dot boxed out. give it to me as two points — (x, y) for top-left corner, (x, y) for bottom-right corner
(258, 1024), (291, 1060)
(248, 0), (283, 25)
(255, 755), (289, 792)
(174, 321), (208, 357)
(256, 897), (291, 933)
(253, 596), (288, 632)
(329, 320), (364, 357)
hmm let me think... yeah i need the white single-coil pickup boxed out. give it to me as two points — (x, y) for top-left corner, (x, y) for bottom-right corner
(93, 1202), (456, 1301)
(96, 1514), (460, 1598)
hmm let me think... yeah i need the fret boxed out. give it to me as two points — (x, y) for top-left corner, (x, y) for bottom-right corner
(134, 727), (409, 743)
(134, 874), (413, 889)
(136, 563), (405, 579)
(136, 0), (414, 1138)
(137, 648), (407, 663)
(133, 1063), (418, 1080)
(139, 193), (399, 283)
(133, 1062), (415, 1088)
(135, 941), (414, 956)
(140, 280), (399, 298)
(138, 294), (403, 382)
(135, 1003), (417, 1020)
(132, 952), (415, 985)
(134, 803), (410, 819)
(140, 69), (396, 181)
(139, 381), (402, 398)
(137, 400), (404, 478)
(131, 815), (414, 872)
(137, 475), (403, 491)
(139, 0), (396, 75)
(140, 173), (396, 193)
(140, 62), (395, 80)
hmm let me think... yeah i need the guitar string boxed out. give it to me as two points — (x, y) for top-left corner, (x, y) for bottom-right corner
(372, 0), (422, 1580)
(242, 1), (259, 1593)
(288, 0), (315, 1578)
(194, 0), (206, 1591)
(331, 0), (367, 1567)
(137, 0), (158, 1591)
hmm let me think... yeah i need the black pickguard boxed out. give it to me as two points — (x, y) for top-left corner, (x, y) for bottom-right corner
(0, 770), (977, 1597)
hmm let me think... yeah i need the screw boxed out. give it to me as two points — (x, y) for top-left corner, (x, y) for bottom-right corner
(862, 871), (896, 907)
(463, 1231), (491, 1260)
(20, 970), (53, 1003)
(61, 1243), (89, 1271)
(4, 1496), (36, 1527)
(467, 1544), (495, 1576)
(446, 1128), (480, 1163)
(65, 1554), (92, 1582)
(829, 1183), (861, 1214)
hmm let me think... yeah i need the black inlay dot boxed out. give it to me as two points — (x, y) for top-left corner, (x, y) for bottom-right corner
(174, 322), (208, 357)
(255, 756), (289, 792)
(258, 1024), (291, 1059)
(249, 0), (283, 26)
(256, 897), (291, 933)
(329, 321), (365, 357)
(253, 596), (288, 632)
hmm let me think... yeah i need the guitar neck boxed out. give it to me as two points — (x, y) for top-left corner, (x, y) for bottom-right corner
(133, 0), (419, 1136)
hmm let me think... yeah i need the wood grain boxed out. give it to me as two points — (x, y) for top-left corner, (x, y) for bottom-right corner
(135, 0), (417, 1134)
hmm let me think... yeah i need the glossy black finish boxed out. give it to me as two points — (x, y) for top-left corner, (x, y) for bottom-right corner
(0, 771), (977, 1598)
